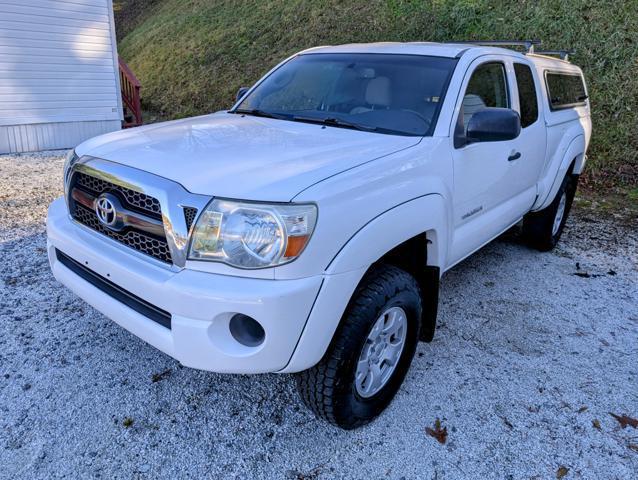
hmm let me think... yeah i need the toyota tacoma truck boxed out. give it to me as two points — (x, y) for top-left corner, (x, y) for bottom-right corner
(47, 41), (592, 429)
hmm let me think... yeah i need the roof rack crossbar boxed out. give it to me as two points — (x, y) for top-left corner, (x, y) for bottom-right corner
(532, 49), (575, 61)
(447, 40), (541, 53)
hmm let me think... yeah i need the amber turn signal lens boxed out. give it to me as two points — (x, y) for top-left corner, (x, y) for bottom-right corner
(284, 235), (309, 258)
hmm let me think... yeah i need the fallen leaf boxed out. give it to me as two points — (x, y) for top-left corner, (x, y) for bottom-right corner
(425, 418), (448, 444)
(577, 406), (588, 413)
(628, 444), (638, 453)
(592, 419), (601, 430)
(556, 466), (569, 479)
(609, 413), (638, 429)
(293, 465), (323, 480)
(151, 368), (171, 383)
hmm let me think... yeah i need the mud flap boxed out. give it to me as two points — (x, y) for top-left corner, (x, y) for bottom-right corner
(419, 265), (440, 342)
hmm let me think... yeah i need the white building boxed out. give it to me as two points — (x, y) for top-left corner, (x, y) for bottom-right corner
(0, 0), (124, 154)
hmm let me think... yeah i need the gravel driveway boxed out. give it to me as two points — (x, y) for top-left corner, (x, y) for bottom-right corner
(1, 151), (637, 480)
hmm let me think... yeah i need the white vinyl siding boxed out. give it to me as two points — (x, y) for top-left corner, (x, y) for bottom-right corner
(0, 119), (120, 152)
(0, 0), (122, 127)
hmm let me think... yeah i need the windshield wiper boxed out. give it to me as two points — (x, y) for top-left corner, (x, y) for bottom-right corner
(292, 115), (378, 132)
(232, 110), (379, 132)
(232, 108), (291, 120)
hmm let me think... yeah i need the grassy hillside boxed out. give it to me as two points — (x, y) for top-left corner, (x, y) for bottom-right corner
(115, 0), (638, 194)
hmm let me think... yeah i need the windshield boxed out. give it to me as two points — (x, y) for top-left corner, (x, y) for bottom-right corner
(234, 53), (457, 136)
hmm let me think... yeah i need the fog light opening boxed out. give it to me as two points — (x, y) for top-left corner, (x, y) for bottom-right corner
(229, 314), (265, 347)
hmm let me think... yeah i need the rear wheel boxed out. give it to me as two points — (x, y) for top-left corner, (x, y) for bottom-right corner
(522, 172), (578, 251)
(295, 264), (422, 429)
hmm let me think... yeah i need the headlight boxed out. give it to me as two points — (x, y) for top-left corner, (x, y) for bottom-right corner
(188, 199), (317, 268)
(63, 149), (79, 191)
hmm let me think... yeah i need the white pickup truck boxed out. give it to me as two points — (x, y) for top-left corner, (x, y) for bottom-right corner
(47, 41), (591, 429)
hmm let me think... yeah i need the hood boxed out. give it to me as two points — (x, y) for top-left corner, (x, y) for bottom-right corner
(76, 112), (421, 201)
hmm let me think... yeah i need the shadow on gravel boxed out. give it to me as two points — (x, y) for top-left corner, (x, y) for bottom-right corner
(1, 226), (637, 479)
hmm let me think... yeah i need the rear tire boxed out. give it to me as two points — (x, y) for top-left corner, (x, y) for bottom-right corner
(295, 264), (422, 429)
(522, 172), (578, 251)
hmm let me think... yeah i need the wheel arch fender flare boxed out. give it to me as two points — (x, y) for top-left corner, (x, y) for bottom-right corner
(280, 194), (449, 373)
(534, 134), (585, 211)
(325, 193), (450, 275)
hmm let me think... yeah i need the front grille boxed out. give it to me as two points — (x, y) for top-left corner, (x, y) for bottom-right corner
(75, 172), (162, 219)
(74, 205), (172, 263)
(69, 171), (172, 264)
(56, 249), (171, 329)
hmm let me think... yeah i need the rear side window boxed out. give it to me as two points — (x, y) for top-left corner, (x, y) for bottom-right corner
(514, 63), (538, 127)
(546, 72), (587, 110)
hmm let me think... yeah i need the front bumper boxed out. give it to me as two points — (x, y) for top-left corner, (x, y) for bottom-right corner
(47, 197), (325, 373)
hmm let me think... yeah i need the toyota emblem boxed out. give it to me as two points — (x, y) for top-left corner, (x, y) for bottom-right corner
(95, 194), (118, 227)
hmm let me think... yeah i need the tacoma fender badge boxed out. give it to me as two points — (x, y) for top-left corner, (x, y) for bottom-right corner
(462, 205), (483, 220)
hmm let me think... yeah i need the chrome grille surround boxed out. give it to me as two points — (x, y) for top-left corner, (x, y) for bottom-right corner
(66, 157), (211, 269)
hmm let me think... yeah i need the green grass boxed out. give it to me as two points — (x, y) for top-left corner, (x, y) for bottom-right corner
(115, 0), (638, 193)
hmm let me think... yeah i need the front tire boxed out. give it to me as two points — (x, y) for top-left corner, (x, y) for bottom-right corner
(522, 172), (578, 251)
(295, 264), (422, 429)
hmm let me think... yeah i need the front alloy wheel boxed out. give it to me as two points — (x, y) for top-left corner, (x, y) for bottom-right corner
(295, 264), (422, 429)
(355, 307), (408, 398)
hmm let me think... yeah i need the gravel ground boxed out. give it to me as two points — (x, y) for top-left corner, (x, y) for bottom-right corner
(1, 151), (637, 480)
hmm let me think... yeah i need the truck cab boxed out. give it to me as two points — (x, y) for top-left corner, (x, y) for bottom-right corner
(47, 41), (591, 429)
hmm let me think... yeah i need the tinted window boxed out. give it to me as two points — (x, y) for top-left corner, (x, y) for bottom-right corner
(236, 53), (457, 136)
(514, 63), (539, 127)
(461, 62), (509, 129)
(546, 72), (586, 110)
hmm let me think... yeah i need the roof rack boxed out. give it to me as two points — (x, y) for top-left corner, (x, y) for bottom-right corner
(448, 40), (541, 53)
(531, 50), (574, 62)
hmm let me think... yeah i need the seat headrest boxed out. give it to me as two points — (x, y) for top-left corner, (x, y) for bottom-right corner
(462, 94), (487, 129)
(365, 77), (391, 107)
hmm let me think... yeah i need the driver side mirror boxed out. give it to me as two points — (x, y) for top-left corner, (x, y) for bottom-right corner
(466, 108), (521, 144)
(235, 86), (250, 103)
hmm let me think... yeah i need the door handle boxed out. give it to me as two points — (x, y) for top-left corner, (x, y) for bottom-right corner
(508, 151), (521, 161)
